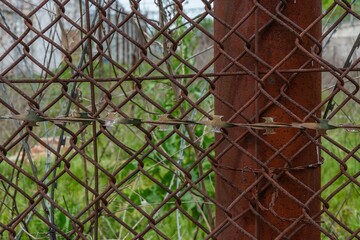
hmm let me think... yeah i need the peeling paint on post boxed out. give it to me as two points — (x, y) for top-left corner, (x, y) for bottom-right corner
(214, 1), (321, 239)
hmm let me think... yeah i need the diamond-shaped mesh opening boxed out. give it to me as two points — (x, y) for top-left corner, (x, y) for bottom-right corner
(1, 1), (360, 239)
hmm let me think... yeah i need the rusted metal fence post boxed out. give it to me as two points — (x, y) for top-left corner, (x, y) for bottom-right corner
(214, 1), (322, 239)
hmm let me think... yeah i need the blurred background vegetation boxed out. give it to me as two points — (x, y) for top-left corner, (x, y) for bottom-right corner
(0, 0), (359, 239)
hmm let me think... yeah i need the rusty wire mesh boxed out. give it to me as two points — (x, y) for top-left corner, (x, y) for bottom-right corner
(0, 0), (359, 239)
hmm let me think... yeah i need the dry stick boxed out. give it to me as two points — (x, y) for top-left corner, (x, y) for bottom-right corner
(34, 15), (61, 232)
(33, 6), (68, 240)
(0, 147), (22, 214)
(0, 87), (51, 239)
(102, 33), (157, 116)
(5, 149), (33, 237)
(71, 0), (91, 229)
(47, 2), (103, 239)
(43, 9), (79, 240)
(98, 13), (160, 116)
(13, 155), (38, 240)
(322, 0), (359, 120)
(158, 1), (188, 226)
(323, 31), (360, 120)
(84, 0), (100, 237)
(322, 0), (357, 50)
(176, 63), (215, 233)
(0, 11), (33, 78)
(133, 12), (163, 61)
(74, 90), (91, 215)
(98, 24), (143, 163)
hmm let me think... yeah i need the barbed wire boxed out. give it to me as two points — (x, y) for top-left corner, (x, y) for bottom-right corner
(1, 110), (359, 134)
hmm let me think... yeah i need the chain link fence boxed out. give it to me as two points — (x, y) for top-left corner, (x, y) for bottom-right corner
(0, 0), (359, 239)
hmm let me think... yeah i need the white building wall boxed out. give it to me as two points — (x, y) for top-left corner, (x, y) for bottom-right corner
(0, 0), (143, 78)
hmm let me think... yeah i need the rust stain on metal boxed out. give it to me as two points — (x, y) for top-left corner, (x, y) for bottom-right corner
(0, 0), (358, 239)
(214, 0), (322, 239)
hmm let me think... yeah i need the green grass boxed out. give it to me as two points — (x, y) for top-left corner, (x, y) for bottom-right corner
(320, 131), (359, 239)
(1, 95), (358, 239)
(1, 67), (359, 239)
(0, 124), (215, 239)
(1, 7), (359, 238)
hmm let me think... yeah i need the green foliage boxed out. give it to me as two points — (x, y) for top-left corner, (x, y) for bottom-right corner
(0, 4), (358, 239)
(321, 131), (359, 239)
(322, 0), (360, 24)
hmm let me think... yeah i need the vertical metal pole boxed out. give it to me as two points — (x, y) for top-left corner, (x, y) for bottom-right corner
(214, 1), (321, 239)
